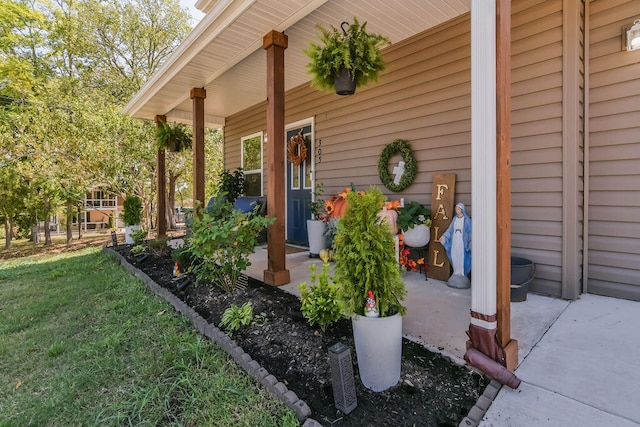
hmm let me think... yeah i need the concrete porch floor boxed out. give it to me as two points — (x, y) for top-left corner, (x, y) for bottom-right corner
(246, 245), (570, 366)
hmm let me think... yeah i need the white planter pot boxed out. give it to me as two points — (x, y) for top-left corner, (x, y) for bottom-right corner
(403, 224), (430, 248)
(125, 225), (141, 244)
(351, 313), (402, 392)
(306, 220), (327, 256)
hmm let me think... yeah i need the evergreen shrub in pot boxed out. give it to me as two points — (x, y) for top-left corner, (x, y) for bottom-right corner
(334, 186), (406, 391)
(123, 195), (143, 244)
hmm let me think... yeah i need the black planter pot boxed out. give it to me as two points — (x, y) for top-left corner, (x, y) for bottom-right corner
(334, 67), (357, 95)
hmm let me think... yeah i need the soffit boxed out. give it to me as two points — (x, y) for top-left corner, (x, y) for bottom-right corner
(124, 0), (470, 127)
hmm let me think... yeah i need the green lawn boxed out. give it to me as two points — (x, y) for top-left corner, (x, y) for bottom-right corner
(0, 247), (298, 426)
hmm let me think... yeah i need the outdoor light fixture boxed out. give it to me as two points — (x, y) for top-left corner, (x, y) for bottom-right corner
(328, 342), (357, 414)
(625, 19), (640, 51)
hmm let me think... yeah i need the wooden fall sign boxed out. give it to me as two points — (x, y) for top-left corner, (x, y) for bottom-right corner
(428, 173), (456, 281)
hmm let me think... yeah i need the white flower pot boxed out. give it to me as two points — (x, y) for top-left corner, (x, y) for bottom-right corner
(351, 313), (403, 392)
(306, 220), (327, 256)
(125, 225), (140, 244)
(403, 224), (430, 247)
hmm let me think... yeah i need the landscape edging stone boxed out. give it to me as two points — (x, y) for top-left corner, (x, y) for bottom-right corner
(105, 247), (317, 424)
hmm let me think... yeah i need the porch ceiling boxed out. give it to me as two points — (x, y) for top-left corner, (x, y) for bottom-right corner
(123, 0), (470, 128)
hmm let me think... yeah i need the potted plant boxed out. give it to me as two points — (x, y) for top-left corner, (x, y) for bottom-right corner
(122, 195), (143, 244)
(397, 201), (432, 248)
(307, 183), (327, 257)
(333, 186), (407, 392)
(156, 121), (192, 152)
(305, 17), (390, 95)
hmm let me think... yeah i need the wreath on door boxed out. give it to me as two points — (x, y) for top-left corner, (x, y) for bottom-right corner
(287, 131), (307, 166)
(378, 139), (418, 192)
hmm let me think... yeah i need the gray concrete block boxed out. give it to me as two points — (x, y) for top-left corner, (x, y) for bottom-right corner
(273, 382), (288, 395)
(293, 400), (312, 421)
(281, 390), (299, 405)
(475, 395), (492, 411)
(483, 381), (501, 400)
(246, 360), (260, 374)
(263, 374), (278, 387)
(466, 406), (485, 423)
(302, 418), (322, 426)
(458, 416), (476, 427)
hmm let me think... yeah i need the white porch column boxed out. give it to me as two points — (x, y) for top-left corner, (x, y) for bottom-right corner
(471, 0), (497, 330)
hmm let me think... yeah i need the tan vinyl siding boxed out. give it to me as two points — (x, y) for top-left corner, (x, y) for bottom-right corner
(225, 8), (566, 296)
(510, 0), (565, 296)
(587, 1), (640, 301)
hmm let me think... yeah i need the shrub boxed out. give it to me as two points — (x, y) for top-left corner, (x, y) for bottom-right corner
(298, 261), (342, 332)
(189, 200), (275, 293)
(130, 228), (148, 245)
(122, 195), (143, 226)
(334, 186), (406, 317)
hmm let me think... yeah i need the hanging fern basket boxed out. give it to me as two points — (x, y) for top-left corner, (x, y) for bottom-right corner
(334, 67), (357, 95)
(156, 122), (193, 152)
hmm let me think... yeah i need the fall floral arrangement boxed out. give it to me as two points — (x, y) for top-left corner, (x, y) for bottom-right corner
(398, 233), (428, 273)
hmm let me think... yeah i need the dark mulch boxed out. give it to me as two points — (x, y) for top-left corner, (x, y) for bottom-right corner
(115, 244), (487, 427)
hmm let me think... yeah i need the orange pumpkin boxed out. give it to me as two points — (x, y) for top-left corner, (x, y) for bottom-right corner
(378, 207), (399, 235)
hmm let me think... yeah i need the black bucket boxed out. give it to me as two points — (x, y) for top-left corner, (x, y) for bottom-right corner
(511, 257), (535, 302)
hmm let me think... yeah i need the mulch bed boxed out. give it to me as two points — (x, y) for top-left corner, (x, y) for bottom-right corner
(114, 243), (487, 427)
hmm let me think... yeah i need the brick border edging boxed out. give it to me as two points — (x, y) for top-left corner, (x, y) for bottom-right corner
(458, 379), (502, 426)
(104, 248), (320, 425)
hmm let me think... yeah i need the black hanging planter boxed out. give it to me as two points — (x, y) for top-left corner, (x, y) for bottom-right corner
(334, 67), (357, 95)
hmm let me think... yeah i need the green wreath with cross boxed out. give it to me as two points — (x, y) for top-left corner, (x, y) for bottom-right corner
(378, 139), (418, 192)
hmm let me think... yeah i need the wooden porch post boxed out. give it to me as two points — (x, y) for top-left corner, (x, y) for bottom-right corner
(263, 30), (290, 286)
(465, 0), (519, 383)
(496, 0), (518, 370)
(154, 114), (167, 237)
(191, 88), (206, 211)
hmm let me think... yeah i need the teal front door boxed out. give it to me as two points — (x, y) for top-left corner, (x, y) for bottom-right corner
(286, 125), (312, 246)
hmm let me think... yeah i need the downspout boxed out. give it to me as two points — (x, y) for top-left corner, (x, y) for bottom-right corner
(582, 0), (590, 295)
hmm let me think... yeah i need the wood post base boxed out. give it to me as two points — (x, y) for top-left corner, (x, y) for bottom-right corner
(263, 269), (290, 286)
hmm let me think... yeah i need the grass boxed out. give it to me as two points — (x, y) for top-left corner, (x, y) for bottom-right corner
(0, 246), (299, 426)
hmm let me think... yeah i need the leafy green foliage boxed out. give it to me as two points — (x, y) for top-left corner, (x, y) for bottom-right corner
(156, 121), (192, 152)
(131, 244), (146, 255)
(189, 201), (275, 293)
(220, 302), (254, 332)
(218, 169), (245, 203)
(298, 262), (342, 332)
(129, 227), (148, 245)
(171, 241), (199, 272)
(334, 186), (407, 317)
(122, 195), (143, 226)
(308, 183), (324, 219)
(397, 201), (432, 232)
(305, 17), (390, 92)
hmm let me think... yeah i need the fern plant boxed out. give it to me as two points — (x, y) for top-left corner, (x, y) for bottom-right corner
(298, 261), (342, 332)
(333, 186), (406, 317)
(305, 17), (390, 92)
(156, 121), (192, 152)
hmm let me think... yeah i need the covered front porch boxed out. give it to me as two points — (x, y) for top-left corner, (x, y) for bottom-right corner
(246, 246), (568, 365)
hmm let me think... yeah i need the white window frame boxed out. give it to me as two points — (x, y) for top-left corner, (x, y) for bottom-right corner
(241, 131), (264, 197)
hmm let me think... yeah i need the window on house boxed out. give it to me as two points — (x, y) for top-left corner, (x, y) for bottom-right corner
(241, 132), (263, 197)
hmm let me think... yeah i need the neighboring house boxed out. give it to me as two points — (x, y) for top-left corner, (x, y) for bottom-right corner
(81, 187), (124, 230)
(39, 188), (123, 234)
(125, 0), (640, 308)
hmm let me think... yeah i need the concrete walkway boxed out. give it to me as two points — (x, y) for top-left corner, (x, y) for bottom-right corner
(480, 294), (640, 426)
(246, 246), (640, 427)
